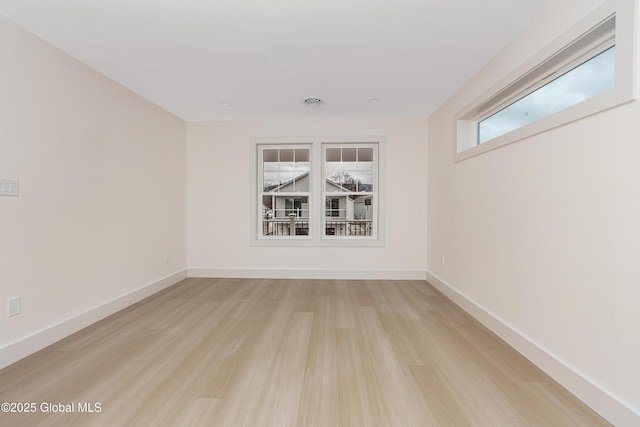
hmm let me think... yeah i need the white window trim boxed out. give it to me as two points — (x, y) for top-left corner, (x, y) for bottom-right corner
(455, 0), (637, 162)
(256, 143), (313, 241)
(322, 143), (379, 240)
(250, 136), (386, 247)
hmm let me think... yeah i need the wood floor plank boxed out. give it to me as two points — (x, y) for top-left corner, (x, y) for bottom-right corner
(0, 278), (611, 426)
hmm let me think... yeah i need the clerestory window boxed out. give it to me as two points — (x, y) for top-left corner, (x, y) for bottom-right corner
(455, 0), (637, 161)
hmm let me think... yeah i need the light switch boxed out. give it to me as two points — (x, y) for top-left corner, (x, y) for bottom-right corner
(0, 178), (19, 196)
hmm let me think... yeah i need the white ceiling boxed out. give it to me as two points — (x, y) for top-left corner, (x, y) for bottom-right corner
(0, 0), (547, 121)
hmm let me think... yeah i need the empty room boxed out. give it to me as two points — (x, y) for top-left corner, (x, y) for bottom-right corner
(1, 0), (638, 426)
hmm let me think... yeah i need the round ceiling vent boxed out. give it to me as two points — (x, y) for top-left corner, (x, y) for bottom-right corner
(303, 97), (324, 107)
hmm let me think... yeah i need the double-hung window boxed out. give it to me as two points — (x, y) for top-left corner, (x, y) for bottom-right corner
(253, 137), (384, 246)
(259, 145), (311, 238)
(323, 145), (377, 239)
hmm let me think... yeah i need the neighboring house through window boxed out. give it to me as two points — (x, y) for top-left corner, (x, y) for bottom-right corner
(260, 146), (311, 237)
(323, 145), (376, 238)
(253, 137), (384, 246)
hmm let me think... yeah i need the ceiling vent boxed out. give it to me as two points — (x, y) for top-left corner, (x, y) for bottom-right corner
(303, 98), (323, 107)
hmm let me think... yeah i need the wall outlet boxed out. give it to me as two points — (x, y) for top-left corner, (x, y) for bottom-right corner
(0, 178), (19, 196)
(441, 256), (445, 267)
(330, 249), (336, 258)
(8, 296), (21, 317)
(164, 253), (169, 264)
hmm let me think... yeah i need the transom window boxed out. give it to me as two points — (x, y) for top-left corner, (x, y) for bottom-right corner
(455, 0), (637, 162)
(478, 46), (615, 144)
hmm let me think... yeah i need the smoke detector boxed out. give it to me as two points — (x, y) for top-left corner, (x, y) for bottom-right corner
(303, 98), (324, 107)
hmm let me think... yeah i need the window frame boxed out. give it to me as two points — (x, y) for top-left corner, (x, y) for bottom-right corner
(257, 144), (313, 241)
(455, 0), (637, 162)
(322, 143), (378, 240)
(250, 136), (386, 247)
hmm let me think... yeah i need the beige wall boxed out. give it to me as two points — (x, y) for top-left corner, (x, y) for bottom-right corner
(427, 0), (639, 424)
(3, 0), (637, 423)
(187, 119), (428, 279)
(0, 16), (187, 367)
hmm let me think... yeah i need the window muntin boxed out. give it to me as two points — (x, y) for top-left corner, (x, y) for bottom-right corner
(262, 148), (310, 192)
(325, 147), (374, 192)
(252, 137), (385, 247)
(259, 145), (311, 239)
(478, 46), (616, 144)
(323, 145), (377, 238)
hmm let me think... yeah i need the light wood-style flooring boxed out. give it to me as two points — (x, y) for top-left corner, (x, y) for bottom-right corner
(0, 278), (610, 426)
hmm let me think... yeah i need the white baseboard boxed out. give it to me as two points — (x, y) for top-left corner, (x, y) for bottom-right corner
(425, 271), (640, 427)
(188, 267), (427, 281)
(0, 269), (188, 370)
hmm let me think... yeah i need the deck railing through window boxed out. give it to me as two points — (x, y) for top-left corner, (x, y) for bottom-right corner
(263, 219), (309, 236)
(325, 220), (372, 236)
(262, 219), (373, 237)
